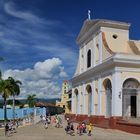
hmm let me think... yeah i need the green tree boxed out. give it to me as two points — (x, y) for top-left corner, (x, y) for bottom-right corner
(27, 94), (36, 107)
(0, 78), (13, 135)
(7, 77), (22, 121)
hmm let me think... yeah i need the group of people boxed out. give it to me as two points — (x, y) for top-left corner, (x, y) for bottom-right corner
(65, 122), (75, 136)
(5, 121), (17, 136)
(65, 119), (93, 136)
(41, 114), (63, 129)
(77, 122), (93, 136)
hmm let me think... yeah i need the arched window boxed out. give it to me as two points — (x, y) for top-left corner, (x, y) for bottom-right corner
(87, 49), (91, 68)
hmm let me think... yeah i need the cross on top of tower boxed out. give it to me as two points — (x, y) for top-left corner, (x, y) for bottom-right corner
(88, 10), (91, 20)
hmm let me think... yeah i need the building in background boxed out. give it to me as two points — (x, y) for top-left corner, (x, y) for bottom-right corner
(66, 89), (72, 113)
(56, 80), (69, 113)
(71, 18), (140, 119)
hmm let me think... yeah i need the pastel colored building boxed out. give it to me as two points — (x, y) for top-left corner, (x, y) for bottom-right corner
(56, 80), (70, 113)
(71, 19), (140, 119)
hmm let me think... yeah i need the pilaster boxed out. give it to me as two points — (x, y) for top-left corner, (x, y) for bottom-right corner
(79, 84), (83, 114)
(98, 77), (102, 115)
(83, 44), (87, 72)
(82, 83), (86, 114)
(91, 80), (95, 115)
(93, 38), (96, 67)
(137, 91), (140, 117)
(112, 72), (122, 116)
(99, 32), (102, 64)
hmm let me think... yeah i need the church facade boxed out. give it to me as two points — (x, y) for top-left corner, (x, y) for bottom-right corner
(71, 19), (140, 118)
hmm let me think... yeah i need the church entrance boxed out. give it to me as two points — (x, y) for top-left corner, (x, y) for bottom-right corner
(131, 96), (136, 117)
(122, 78), (139, 118)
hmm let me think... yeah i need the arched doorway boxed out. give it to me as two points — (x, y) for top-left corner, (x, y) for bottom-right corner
(103, 79), (112, 117)
(74, 89), (79, 114)
(86, 85), (92, 115)
(122, 78), (139, 117)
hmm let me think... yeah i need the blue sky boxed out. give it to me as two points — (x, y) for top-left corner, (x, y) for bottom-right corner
(0, 0), (140, 99)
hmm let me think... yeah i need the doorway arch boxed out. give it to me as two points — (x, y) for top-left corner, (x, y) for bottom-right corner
(122, 78), (139, 117)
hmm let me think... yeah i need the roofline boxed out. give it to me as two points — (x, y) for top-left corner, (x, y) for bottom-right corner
(76, 19), (131, 45)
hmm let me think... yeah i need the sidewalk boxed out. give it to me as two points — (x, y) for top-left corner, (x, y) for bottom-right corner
(0, 116), (140, 140)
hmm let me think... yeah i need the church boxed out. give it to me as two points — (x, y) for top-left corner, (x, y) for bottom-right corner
(71, 16), (140, 120)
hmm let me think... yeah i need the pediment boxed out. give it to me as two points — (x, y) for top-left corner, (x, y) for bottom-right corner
(76, 19), (98, 43)
(76, 19), (130, 45)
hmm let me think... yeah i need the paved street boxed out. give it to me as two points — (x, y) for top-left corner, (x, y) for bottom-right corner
(0, 121), (140, 140)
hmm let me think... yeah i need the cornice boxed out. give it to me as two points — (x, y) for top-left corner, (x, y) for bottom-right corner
(72, 53), (140, 84)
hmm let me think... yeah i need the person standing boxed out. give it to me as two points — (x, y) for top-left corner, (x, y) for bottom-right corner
(5, 123), (9, 136)
(87, 123), (93, 136)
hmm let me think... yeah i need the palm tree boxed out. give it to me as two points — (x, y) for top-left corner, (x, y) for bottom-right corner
(27, 94), (36, 108)
(0, 78), (13, 135)
(7, 77), (22, 121)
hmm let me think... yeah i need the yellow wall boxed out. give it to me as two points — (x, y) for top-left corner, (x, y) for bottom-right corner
(121, 71), (140, 84)
(101, 27), (129, 53)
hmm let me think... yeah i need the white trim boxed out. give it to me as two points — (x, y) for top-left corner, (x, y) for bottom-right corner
(115, 67), (140, 73)
(72, 53), (140, 84)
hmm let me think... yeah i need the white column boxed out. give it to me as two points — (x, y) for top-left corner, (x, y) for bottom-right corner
(79, 47), (83, 74)
(91, 39), (93, 68)
(91, 80), (95, 115)
(112, 72), (122, 116)
(79, 84), (83, 114)
(98, 77), (102, 115)
(77, 85), (80, 114)
(93, 38), (96, 67)
(99, 32), (103, 64)
(83, 44), (87, 72)
(72, 88), (75, 114)
(79, 92), (83, 114)
(137, 91), (140, 117)
(82, 83), (86, 114)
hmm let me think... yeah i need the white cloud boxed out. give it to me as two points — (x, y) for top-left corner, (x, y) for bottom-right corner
(4, 1), (60, 26)
(34, 58), (63, 79)
(0, 0), (78, 94)
(4, 1), (42, 24)
(3, 58), (67, 99)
